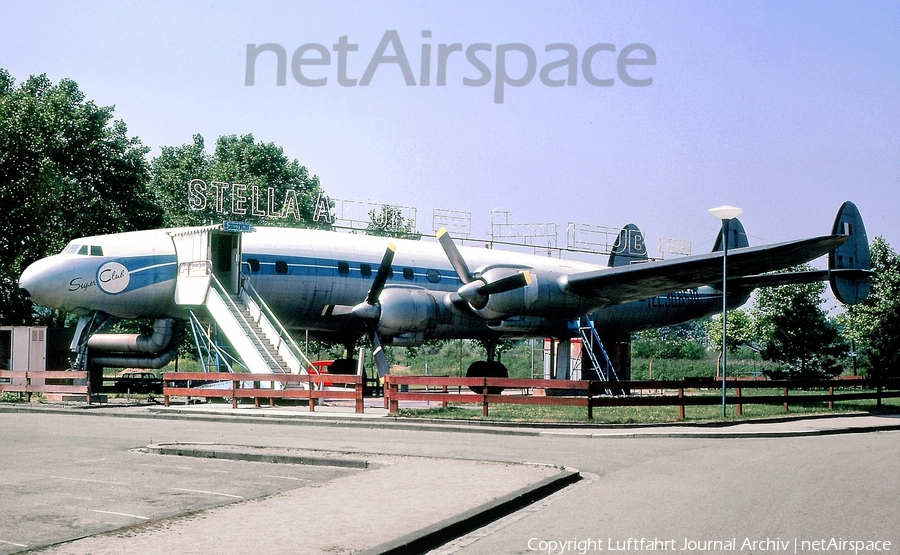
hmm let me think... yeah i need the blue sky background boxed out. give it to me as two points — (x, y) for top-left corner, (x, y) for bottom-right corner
(3, 1), (898, 258)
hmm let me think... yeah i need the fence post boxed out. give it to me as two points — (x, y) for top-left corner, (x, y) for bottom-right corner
(389, 378), (399, 414)
(232, 379), (238, 409)
(678, 387), (685, 420)
(587, 381), (593, 420)
(783, 386), (789, 413)
(442, 382), (448, 409)
(829, 386), (834, 410)
(736, 387), (742, 416)
(355, 376), (364, 414)
(482, 377), (489, 418)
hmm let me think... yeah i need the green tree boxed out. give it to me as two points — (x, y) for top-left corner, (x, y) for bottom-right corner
(839, 237), (900, 378)
(751, 265), (847, 379)
(0, 70), (162, 324)
(150, 133), (330, 228)
(634, 320), (709, 360)
(365, 204), (421, 239)
(705, 308), (756, 354)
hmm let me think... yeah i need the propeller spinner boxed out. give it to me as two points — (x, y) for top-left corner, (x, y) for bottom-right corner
(436, 228), (532, 310)
(321, 242), (396, 376)
(358, 242), (395, 376)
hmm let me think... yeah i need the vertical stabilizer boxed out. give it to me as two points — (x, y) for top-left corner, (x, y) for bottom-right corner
(608, 223), (648, 267)
(712, 218), (749, 251)
(829, 201), (870, 304)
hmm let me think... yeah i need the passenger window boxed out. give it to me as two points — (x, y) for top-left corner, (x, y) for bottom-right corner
(403, 267), (414, 280)
(247, 258), (260, 272)
(337, 261), (350, 275)
(426, 269), (441, 283)
(275, 260), (288, 274)
(90, 246), (103, 256)
(360, 263), (372, 277)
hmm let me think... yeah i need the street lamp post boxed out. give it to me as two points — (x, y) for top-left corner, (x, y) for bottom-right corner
(708, 205), (743, 417)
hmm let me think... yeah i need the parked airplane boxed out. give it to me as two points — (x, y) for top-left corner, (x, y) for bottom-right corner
(18, 201), (870, 384)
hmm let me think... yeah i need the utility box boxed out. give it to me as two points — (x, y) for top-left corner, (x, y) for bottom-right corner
(1, 326), (47, 373)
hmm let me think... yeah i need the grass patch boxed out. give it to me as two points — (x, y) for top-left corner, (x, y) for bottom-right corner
(393, 391), (900, 424)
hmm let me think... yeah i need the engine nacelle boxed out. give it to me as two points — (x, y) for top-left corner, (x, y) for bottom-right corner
(377, 287), (440, 336)
(469, 267), (540, 321)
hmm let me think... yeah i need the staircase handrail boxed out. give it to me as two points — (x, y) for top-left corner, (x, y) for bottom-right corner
(208, 273), (287, 373)
(187, 309), (244, 373)
(240, 277), (315, 373)
(585, 317), (620, 381)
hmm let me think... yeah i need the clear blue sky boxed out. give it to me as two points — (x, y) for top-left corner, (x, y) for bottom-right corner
(3, 0), (898, 255)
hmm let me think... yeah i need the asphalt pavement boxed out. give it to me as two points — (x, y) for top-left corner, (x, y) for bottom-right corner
(1, 402), (898, 554)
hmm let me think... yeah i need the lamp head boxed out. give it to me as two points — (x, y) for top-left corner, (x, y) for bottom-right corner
(708, 205), (743, 221)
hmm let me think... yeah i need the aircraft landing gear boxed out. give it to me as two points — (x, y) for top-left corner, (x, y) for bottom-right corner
(465, 340), (507, 393)
(328, 358), (358, 374)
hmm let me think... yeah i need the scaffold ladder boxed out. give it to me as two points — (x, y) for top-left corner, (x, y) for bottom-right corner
(578, 317), (620, 394)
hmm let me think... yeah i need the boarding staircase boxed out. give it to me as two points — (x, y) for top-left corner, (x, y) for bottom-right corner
(181, 271), (313, 388)
(578, 316), (621, 395)
(167, 227), (313, 387)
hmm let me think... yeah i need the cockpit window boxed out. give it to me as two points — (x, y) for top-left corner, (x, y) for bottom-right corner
(67, 244), (103, 256)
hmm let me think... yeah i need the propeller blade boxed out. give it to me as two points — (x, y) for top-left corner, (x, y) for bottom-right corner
(437, 228), (472, 284)
(477, 271), (531, 296)
(365, 242), (396, 305)
(366, 321), (390, 377)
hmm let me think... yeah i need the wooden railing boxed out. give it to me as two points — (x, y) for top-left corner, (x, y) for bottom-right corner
(0, 370), (90, 401)
(162, 372), (365, 413)
(384, 375), (900, 420)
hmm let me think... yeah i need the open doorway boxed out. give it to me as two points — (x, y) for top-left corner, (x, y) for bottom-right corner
(210, 231), (241, 295)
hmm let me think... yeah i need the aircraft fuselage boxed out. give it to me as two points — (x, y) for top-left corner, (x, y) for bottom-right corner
(19, 226), (738, 343)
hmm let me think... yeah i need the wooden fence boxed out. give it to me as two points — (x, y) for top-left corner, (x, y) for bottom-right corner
(383, 375), (900, 420)
(10, 369), (893, 421)
(0, 370), (90, 401)
(162, 372), (365, 413)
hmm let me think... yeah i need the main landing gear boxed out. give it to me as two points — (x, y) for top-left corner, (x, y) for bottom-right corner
(465, 340), (507, 393)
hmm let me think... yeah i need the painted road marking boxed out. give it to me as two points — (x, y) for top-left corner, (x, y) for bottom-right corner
(170, 488), (244, 499)
(46, 475), (128, 486)
(91, 509), (150, 520)
(260, 474), (310, 481)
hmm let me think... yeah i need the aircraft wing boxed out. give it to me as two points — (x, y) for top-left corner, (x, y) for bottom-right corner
(561, 235), (847, 306)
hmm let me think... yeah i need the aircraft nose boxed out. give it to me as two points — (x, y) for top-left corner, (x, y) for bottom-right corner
(18, 263), (39, 298)
(19, 256), (63, 307)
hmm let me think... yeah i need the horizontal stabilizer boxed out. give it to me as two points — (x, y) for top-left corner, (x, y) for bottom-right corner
(730, 270), (829, 289)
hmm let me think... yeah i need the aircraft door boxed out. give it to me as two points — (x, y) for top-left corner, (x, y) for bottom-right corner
(210, 232), (241, 295)
(168, 227), (214, 305)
